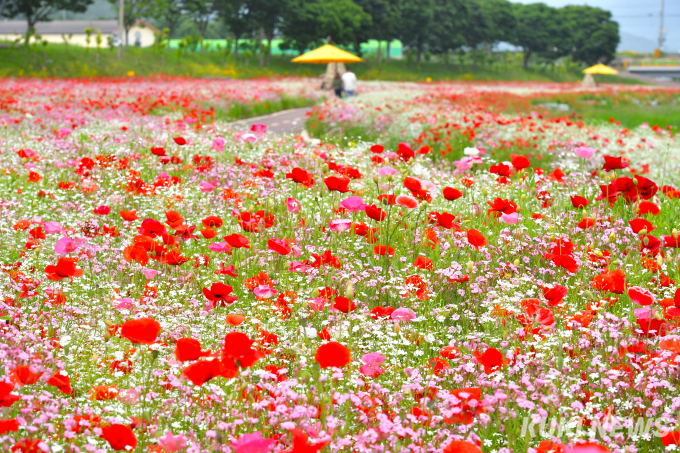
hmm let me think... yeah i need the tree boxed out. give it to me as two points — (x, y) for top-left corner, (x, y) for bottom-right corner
(4, 0), (93, 46)
(398, 0), (434, 64)
(511, 2), (562, 69)
(107, 0), (154, 48)
(561, 5), (619, 65)
(479, 0), (515, 50)
(215, 0), (254, 57)
(250, 0), (283, 66)
(429, 0), (468, 60)
(352, 0), (401, 62)
(183, 0), (218, 52)
(150, 0), (183, 46)
(279, 0), (370, 54)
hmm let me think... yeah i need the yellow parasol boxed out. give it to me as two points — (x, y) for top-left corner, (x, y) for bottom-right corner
(292, 44), (363, 64)
(582, 64), (618, 75)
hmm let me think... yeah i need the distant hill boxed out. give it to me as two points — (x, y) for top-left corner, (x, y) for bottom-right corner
(618, 32), (657, 53)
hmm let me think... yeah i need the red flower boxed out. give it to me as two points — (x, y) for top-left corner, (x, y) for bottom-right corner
(490, 163), (513, 177)
(510, 155), (530, 170)
(628, 286), (655, 306)
(373, 245), (395, 255)
(11, 366), (43, 385)
(365, 204), (387, 221)
(629, 218), (655, 234)
(10, 439), (44, 453)
(443, 440), (482, 453)
(638, 201), (660, 216)
(150, 147), (166, 156)
(224, 233), (250, 248)
(120, 318), (161, 344)
(413, 256), (434, 270)
(324, 175), (351, 193)
(175, 338), (211, 362)
(268, 238), (291, 255)
(289, 429), (328, 453)
(100, 424), (137, 451)
(662, 431), (680, 447)
(173, 137), (186, 145)
(440, 346), (459, 359)
(222, 332), (263, 368)
(286, 167), (315, 188)
(0, 382), (20, 407)
(466, 229), (488, 249)
(119, 210), (139, 221)
(602, 155), (629, 172)
(570, 195), (590, 209)
(202, 283), (238, 306)
(487, 198), (518, 217)
(473, 347), (504, 374)
(183, 359), (236, 385)
(315, 342), (351, 368)
(46, 372), (72, 394)
(202, 216), (223, 228)
(542, 285), (567, 306)
(370, 306), (395, 319)
(139, 218), (167, 237)
(403, 176), (422, 192)
(44, 257), (84, 281)
(442, 187), (463, 201)
(445, 388), (483, 424)
(333, 296), (356, 313)
(591, 269), (626, 294)
(0, 418), (19, 434)
(397, 143), (415, 162)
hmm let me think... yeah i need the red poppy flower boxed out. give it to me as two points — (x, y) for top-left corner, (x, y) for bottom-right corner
(487, 198), (518, 216)
(542, 284), (567, 306)
(11, 366), (43, 385)
(629, 218), (655, 234)
(46, 372), (72, 394)
(315, 342), (351, 368)
(628, 286), (655, 306)
(222, 332), (263, 368)
(396, 195), (418, 209)
(443, 187), (463, 201)
(570, 195), (590, 209)
(0, 418), (19, 435)
(638, 201), (660, 216)
(101, 424), (137, 451)
(150, 146), (166, 156)
(333, 296), (356, 313)
(173, 137), (186, 145)
(93, 205), (110, 215)
(591, 269), (626, 294)
(202, 283), (238, 306)
(374, 245), (395, 255)
(161, 249), (190, 266)
(224, 233), (250, 248)
(175, 338), (211, 362)
(10, 439), (44, 453)
(370, 144), (384, 153)
(202, 216), (223, 228)
(365, 204), (387, 221)
(577, 218), (595, 229)
(413, 256), (434, 270)
(44, 257), (83, 281)
(397, 143), (415, 162)
(444, 388), (484, 425)
(662, 432), (680, 447)
(443, 440), (482, 453)
(183, 359), (235, 385)
(324, 175), (351, 193)
(602, 155), (629, 172)
(0, 382), (20, 407)
(120, 318), (161, 344)
(473, 347), (504, 374)
(286, 167), (315, 188)
(370, 306), (395, 319)
(226, 314), (245, 326)
(440, 346), (459, 359)
(510, 155), (530, 170)
(119, 210), (139, 221)
(403, 176), (422, 192)
(267, 238), (291, 255)
(289, 429), (328, 453)
(467, 229), (488, 249)
(138, 219), (167, 237)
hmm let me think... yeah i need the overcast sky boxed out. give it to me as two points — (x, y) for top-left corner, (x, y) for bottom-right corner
(511, 0), (680, 53)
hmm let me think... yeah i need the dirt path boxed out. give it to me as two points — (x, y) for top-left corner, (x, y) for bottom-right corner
(234, 107), (312, 134)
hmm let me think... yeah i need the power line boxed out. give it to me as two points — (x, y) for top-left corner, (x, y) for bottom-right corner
(613, 13), (680, 18)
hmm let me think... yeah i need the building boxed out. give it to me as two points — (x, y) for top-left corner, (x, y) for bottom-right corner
(0, 20), (157, 48)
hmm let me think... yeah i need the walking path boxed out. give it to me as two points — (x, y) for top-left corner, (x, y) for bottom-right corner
(231, 107), (312, 134)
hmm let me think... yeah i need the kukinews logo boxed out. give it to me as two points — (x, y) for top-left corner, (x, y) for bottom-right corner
(520, 415), (676, 440)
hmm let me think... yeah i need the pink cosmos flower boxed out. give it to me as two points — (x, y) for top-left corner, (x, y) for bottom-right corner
(628, 286), (655, 306)
(287, 197), (301, 213)
(339, 196), (366, 212)
(499, 212), (520, 224)
(199, 181), (215, 192)
(391, 307), (416, 322)
(574, 146), (595, 159)
(210, 137), (226, 152)
(253, 285), (277, 299)
(158, 431), (187, 453)
(330, 219), (352, 232)
(359, 352), (386, 378)
(231, 432), (275, 453)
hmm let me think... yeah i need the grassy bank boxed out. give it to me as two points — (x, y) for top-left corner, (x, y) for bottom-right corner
(0, 42), (641, 84)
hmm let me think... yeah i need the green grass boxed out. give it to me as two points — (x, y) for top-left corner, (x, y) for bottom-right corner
(0, 42), (592, 83)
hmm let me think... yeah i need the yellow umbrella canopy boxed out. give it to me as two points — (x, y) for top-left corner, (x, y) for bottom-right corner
(291, 44), (363, 64)
(582, 64), (618, 75)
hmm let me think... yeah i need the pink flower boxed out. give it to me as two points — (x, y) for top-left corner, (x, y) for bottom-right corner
(54, 237), (79, 254)
(339, 196), (366, 212)
(359, 352), (386, 378)
(289, 261), (312, 273)
(330, 219), (352, 232)
(58, 127), (71, 139)
(210, 137), (226, 152)
(396, 195), (418, 209)
(115, 298), (135, 310)
(499, 212), (520, 224)
(253, 285), (277, 299)
(287, 197), (301, 213)
(142, 269), (158, 280)
(208, 242), (231, 252)
(309, 297), (326, 312)
(44, 221), (63, 234)
(628, 286), (655, 306)
(231, 431), (275, 453)
(574, 146), (595, 159)
(391, 307), (416, 322)
(251, 123), (267, 135)
(199, 181), (215, 192)
(93, 205), (110, 215)
(158, 431), (187, 453)
(378, 167), (398, 176)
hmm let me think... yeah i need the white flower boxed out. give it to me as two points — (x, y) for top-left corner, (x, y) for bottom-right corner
(463, 147), (480, 156)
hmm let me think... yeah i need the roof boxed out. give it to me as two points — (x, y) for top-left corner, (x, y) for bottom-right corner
(0, 19), (157, 35)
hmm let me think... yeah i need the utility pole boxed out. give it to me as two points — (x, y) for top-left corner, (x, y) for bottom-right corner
(657, 0), (666, 53)
(118, 0), (124, 60)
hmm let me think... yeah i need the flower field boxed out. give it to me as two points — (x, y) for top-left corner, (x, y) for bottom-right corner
(1, 77), (680, 453)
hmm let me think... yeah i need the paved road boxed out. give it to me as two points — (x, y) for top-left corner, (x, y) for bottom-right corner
(618, 71), (680, 88)
(239, 107), (312, 134)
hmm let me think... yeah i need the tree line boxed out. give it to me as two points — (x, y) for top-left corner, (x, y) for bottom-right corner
(1, 0), (620, 67)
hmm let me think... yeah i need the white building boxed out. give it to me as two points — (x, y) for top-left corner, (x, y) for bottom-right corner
(0, 20), (157, 48)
